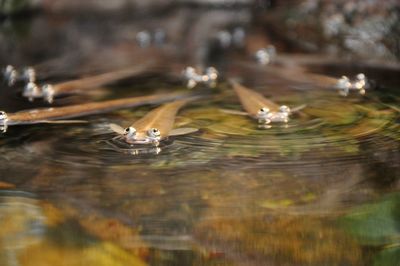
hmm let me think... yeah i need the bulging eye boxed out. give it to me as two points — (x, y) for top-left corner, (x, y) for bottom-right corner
(124, 127), (136, 136)
(0, 111), (7, 119)
(279, 105), (291, 113)
(147, 128), (161, 138)
(259, 107), (269, 114)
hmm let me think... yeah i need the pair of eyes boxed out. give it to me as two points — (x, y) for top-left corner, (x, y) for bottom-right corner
(259, 106), (290, 114)
(123, 127), (161, 137)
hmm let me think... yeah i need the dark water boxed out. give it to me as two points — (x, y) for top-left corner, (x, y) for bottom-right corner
(0, 10), (400, 266)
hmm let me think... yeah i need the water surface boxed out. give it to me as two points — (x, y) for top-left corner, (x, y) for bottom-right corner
(0, 11), (400, 266)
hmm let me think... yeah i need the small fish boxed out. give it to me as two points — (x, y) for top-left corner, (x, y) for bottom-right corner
(182, 66), (218, 89)
(23, 61), (158, 103)
(237, 60), (370, 96)
(109, 99), (198, 146)
(2, 65), (18, 86)
(229, 80), (305, 125)
(0, 92), (186, 132)
(289, 70), (371, 96)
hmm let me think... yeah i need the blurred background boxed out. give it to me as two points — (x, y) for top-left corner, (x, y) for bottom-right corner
(1, 0), (399, 67)
(1, 1), (400, 266)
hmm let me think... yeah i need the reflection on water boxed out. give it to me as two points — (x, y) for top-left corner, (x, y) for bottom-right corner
(0, 77), (398, 265)
(0, 191), (45, 266)
(0, 8), (400, 266)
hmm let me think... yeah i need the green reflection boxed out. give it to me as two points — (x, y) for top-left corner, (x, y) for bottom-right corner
(341, 194), (400, 266)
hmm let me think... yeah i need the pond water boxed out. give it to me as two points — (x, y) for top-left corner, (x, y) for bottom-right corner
(0, 9), (400, 266)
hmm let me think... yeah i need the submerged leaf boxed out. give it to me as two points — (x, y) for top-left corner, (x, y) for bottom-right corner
(341, 194), (400, 246)
(373, 246), (400, 266)
(18, 241), (147, 266)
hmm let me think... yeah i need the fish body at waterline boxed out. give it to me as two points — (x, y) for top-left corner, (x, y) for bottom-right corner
(0, 92), (187, 132)
(109, 99), (198, 145)
(22, 60), (160, 103)
(230, 80), (294, 124)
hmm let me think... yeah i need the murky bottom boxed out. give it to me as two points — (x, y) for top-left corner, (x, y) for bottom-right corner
(1, 78), (399, 265)
(1, 12), (400, 266)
